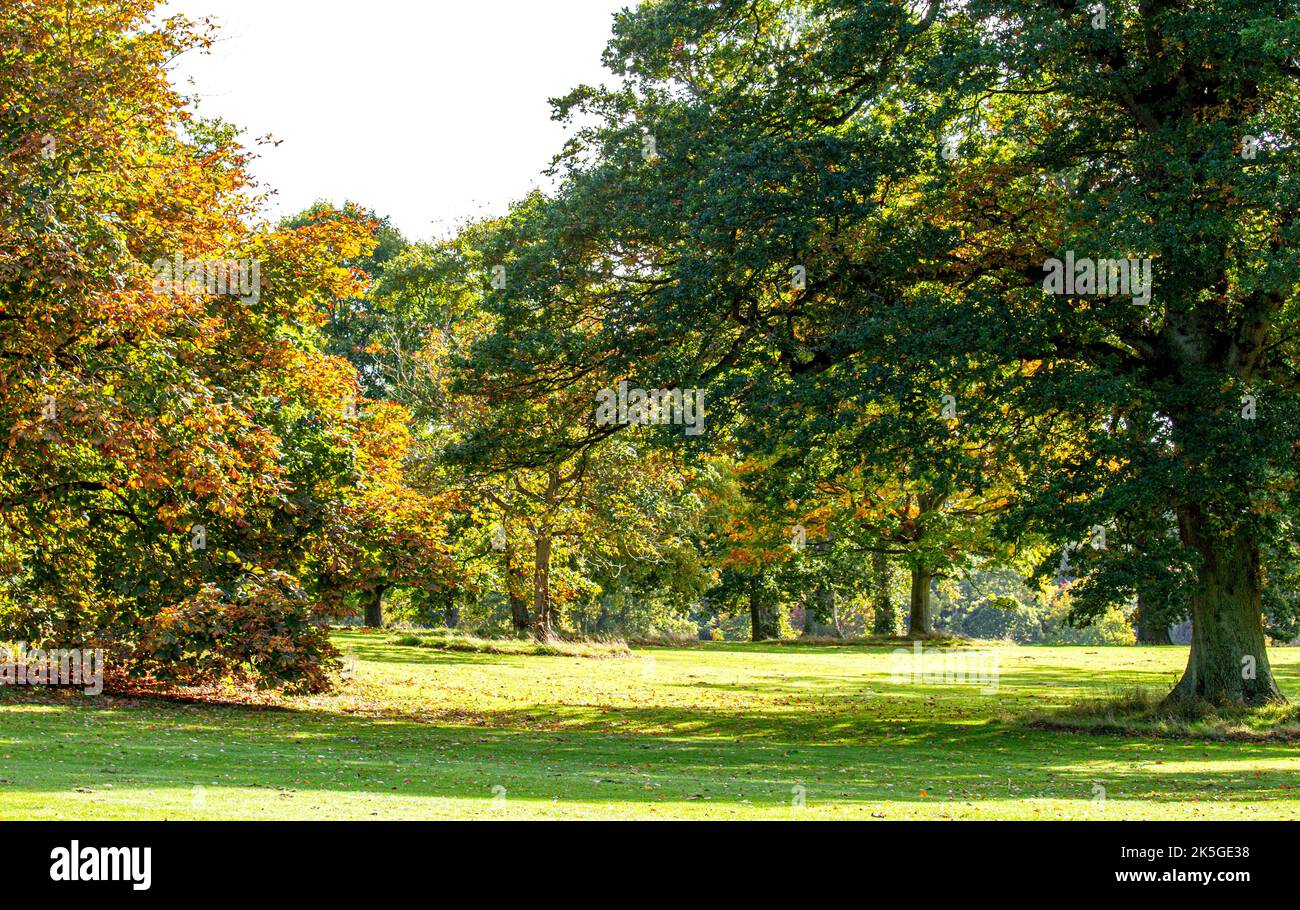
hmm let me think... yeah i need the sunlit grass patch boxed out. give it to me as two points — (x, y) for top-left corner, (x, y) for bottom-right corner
(388, 629), (633, 659)
(1, 637), (1297, 819)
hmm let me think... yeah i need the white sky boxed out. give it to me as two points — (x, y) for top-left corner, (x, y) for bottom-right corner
(160, 1), (630, 241)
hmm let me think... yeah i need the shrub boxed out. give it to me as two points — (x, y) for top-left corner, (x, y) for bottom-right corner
(140, 575), (340, 693)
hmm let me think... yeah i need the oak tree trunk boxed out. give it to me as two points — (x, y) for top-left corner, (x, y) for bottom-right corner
(749, 584), (779, 641)
(1169, 508), (1284, 706)
(508, 593), (530, 634)
(504, 542), (530, 634)
(531, 531), (554, 641)
(871, 551), (898, 636)
(363, 584), (387, 628)
(800, 595), (817, 637)
(907, 566), (933, 637)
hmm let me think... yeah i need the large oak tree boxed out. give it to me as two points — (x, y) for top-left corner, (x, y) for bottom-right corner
(467, 0), (1297, 704)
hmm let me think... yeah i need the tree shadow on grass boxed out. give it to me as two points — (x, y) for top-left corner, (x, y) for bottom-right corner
(3, 640), (1296, 817)
(0, 694), (1294, 818)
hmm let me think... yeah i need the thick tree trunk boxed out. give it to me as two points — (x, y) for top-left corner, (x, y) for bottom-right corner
(749, 584), (779, 641)
(871, 551), (898, 636)
(504, 543), (530, 634)
(1168, 509), (1284, 706)
(363, 585), (387, 628)
(907, 566), (933, 637)
(531, 531), (554, 641)
(1135, 592), (1172, 645)
(508, 592), (530, 634)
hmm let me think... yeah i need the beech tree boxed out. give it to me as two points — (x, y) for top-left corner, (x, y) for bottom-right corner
(0, 2), (455, 689)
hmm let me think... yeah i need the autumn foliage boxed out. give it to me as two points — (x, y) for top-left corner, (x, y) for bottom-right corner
(0, 2), (457, 691)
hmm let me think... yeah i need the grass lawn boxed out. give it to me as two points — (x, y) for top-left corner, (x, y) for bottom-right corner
(1, 632), (1298, 820)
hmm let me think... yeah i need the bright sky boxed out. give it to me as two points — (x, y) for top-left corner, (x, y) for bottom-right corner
(161, 0), (630, 241)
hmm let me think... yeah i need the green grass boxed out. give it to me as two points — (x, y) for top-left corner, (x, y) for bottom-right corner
(1026, 688), (1300, 741)
(389, 629), (633, 659)
(1, 632), (1298, 819)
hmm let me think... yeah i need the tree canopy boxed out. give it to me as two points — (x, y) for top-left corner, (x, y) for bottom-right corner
(3, 0), (1296, 708)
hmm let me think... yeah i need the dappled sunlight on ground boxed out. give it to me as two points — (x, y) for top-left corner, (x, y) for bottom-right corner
(0, 634), (1297, 819)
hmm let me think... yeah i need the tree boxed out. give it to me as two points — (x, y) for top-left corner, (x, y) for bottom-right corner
(352, 219), (710, 641)
(0, 2), (439, 690)
(309, 400), (462, 628)
(282, 202), (409, 399)
(917, 0), (1299, 703)
(870, 551), (900, 636)
(699, 459), (795, 641)
(468, 0), (1297, 704)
